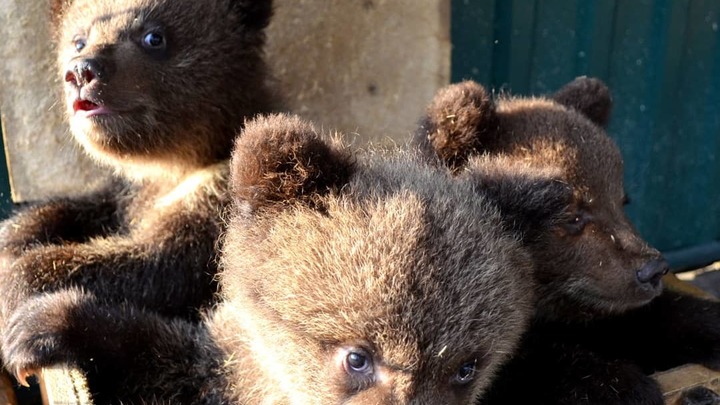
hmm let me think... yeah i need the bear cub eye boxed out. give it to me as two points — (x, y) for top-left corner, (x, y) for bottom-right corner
(562, 210), (591, 236)
(73, 35), (86, 52)
(451, 360), (477, 385)
(141, 29), (166, 50)
(337, 346), (375, 392)
(344, 349), (373, 375)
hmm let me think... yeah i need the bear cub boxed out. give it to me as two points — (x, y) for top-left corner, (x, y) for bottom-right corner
(0, 0), (277, 388)
(1, 114), (571, 403)
(416, 77), (720, 404)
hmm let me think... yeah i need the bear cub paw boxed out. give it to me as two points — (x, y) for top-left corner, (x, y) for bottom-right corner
(1, 289), (90, 386)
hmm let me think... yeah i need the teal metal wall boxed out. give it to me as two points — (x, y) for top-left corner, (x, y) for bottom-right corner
(452, 0), (720, 265)
(0, 125), (13, 218)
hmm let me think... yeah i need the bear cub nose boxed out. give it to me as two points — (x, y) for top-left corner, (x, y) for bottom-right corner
(65, 59), (105, 87)
(636, 259), (669, 287)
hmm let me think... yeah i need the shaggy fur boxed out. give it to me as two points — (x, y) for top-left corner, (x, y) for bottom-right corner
(0, 0), (277, 389)
(2, 114), (571, 404)
(417, 78), (667, 320)
(415, 77), (720, 404)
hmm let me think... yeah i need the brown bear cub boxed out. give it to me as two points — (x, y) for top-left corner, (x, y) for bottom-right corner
(0, 0), (277, 387)
(1, 114), (571, 403)
(416, 77), (720, 404)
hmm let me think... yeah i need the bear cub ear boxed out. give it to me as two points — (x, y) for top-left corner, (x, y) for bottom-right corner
(230, 113), (354, 215)
(414, 80), (497, 171)
(552, 76), (613, 128)
(229, 0), (274, 31)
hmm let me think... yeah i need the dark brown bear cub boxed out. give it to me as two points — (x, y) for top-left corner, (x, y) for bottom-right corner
(1, 114), (571, 403)
(417, 78), (666, 321)
(416, 77), (720, 404)
(0, 0), (277, 389)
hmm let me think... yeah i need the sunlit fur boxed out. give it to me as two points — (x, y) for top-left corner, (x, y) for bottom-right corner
(205, 115), (563, 403)
(0, 114), (570, 403)
(54, 0), (278, 179)
(417, 78), (720, 405)
(416, 78), (662, 319)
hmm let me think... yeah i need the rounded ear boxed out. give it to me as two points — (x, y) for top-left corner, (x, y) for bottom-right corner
(230, 114), (354, 215)
(229, 0), (274, 31)
(552, 76), (613, 128)
(466, 157), (572, 241)
(413, 81), (497, 171)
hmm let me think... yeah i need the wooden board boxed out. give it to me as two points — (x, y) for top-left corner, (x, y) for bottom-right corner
(654, 364), (720, 404)
(39, 367), (90, 405)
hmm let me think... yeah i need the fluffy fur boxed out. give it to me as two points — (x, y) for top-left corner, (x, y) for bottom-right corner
(0, 0), (277, 389)
(417, 78), (667, 320)
(1, 114), (571, 403)
(415, 77), (720, 404)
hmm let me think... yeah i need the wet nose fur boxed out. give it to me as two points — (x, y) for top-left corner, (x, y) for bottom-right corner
(65, 59), (106, 87)
(636, 259), (669, 286)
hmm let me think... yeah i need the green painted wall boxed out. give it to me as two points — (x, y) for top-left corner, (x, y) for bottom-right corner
(0, 124), (13, 218)
(453, 0), (720, 259)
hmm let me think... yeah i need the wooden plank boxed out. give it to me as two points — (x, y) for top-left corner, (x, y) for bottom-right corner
(38, 367), (91, 405)
(654, 276), (719, 403)
(654, 364), (720, 404)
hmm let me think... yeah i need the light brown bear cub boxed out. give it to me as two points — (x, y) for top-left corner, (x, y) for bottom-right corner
(2, 114), (570, 403)
(0, 0), (276, 388)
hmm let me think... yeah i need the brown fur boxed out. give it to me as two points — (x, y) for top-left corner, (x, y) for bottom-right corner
(218, 114), (538, 403)
(54, 0), (278, 177)
(1, 114), (570, 403)
(0, 0), (277, 390)
(416, 78), (720, 404)
(417, 78), (665, 320)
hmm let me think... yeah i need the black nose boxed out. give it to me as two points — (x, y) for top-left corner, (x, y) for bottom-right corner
(65, 59), (106, 87)
(636, 259), (669, 286)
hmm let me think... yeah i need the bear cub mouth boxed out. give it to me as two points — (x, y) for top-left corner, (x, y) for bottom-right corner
(72, 98), (111, 117)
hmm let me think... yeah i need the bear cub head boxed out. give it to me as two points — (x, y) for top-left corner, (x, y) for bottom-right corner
(415, 77), (668, 320)
(216, 114), (570, 403)
(51, 0), (276, 177)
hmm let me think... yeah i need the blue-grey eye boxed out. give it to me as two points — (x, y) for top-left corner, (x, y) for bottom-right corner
(73, 36), (86, 52)
(346, 351), (372, 374)
(452, 360), (476, 385)
(142, 30), (165, 49)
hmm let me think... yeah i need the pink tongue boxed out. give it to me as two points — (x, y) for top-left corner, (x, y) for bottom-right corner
(74, 99), (99, 112)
